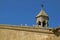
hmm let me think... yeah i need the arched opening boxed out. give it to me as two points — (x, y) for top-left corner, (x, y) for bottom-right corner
(43, 21), (46, 27)
(47, 22), (49, 26)
(38, 21), (41, 25)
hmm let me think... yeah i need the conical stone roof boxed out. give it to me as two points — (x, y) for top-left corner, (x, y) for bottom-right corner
(36, 9), (48, 17)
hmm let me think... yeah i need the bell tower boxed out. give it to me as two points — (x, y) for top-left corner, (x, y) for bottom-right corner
(36, 4), (49, 28)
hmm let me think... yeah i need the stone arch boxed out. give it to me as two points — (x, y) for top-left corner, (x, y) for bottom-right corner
(43, 21), (46, 27)
(38, 21), (41, 25)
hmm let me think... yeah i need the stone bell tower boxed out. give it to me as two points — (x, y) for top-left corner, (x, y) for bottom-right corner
(36, 4), (49, 28)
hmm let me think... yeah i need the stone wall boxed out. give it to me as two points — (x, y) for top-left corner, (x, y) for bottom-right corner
(0, 25), (60, 40)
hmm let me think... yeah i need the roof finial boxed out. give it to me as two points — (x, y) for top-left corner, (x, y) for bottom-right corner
(41, 0), (45, 9)
(41, 4), (44, 9)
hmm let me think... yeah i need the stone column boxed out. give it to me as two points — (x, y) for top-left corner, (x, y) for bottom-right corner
(41, 22), (43, 27)
(45, 23), (48, 29)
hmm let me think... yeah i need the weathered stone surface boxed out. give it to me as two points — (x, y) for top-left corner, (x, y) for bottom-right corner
(0, 25), (60, 40)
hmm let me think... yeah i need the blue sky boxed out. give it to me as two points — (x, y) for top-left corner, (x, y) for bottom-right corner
(0, 0), (60, 28)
